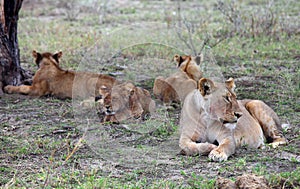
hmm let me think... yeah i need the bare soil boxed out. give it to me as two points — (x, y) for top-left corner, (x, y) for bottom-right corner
(0, 0), (299, 188)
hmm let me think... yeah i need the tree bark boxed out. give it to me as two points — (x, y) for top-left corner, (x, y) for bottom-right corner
(0, 0), (29, 94)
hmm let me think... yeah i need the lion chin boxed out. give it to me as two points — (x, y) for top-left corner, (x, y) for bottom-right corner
(223, 123), (237, 130)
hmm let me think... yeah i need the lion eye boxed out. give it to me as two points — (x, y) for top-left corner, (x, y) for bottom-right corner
(41, 61), (50, 65)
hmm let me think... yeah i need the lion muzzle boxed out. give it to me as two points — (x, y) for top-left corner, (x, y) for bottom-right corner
(219, 112), (243, 125)
(105, 106), (115, 116)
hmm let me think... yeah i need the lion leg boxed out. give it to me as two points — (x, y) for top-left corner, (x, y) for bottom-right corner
(4, 85), (32, 94)
(208, 138), (236, 162)
(179, 137), (217, 156)
(153, 77), (164, 100)
(245, 100), (287, 148)
(4, 82), (48, 97)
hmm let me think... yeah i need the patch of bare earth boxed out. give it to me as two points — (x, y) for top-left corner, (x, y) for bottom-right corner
(1, 0), (299, 187)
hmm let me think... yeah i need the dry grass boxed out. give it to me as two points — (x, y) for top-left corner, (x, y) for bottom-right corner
(0, 0), (299, 188)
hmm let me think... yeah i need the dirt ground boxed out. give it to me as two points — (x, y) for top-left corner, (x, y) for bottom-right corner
(1, 92), (299, 188)
(0, 0), (299, 188)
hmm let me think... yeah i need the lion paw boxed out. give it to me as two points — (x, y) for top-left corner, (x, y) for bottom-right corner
(269, 138), (288, 148)
(208, 149), (228, 162)
(4, 85), (14, 94)
(80, 97), (96, 108)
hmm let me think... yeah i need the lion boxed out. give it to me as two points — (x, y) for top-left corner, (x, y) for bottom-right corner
(179, 77), (287, 161)
(153, 54), (202, 105)
(95, 82), (156, 123)
(4, 50), (117, 99)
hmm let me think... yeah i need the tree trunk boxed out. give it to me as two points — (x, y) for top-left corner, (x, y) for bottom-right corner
(0, 0), (29, 94)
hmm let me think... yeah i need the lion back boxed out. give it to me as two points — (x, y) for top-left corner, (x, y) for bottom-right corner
(153, 76), (180, 104)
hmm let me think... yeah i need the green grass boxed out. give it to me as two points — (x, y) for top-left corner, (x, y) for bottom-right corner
(267, 167), (300, 189)
(1, 0), (299, 188)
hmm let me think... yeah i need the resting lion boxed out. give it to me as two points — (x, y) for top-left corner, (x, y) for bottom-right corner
(4, 50), (117, 99)
(96, 82), (156, 123)
(179, 77), (287, 161)
(153, 54), (202, 104)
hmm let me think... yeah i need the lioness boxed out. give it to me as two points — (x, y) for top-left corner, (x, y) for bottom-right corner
(4, 51), (117, 99)
(153, 54), (202, 104)
(179, 77), (287, 161)
(96, 82), (156, 123)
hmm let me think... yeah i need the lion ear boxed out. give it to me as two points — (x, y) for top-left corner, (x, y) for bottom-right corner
(174, 54), (190, 67)
(130, 88), (135, 96)
(198, 78), (216, 96)
(32, 50), (38, 58)
(174, 54), (181, 64)
(32, 50), (42, 67)
(53, 51), (63, 64)
(225, 77), (236, 92)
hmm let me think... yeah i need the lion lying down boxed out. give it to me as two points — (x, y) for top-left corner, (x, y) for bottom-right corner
(179, 77), (287, 161)
(4, 50), (117, 99)
(4, 50), (155, 123)
(94, 82), (156, 123)
(153, 54), (202, 105)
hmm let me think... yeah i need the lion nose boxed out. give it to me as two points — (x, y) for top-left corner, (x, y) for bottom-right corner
(105, 106), (115, 115)
(234, 112), (243, 119)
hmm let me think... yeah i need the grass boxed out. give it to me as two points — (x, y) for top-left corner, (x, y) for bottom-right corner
(1, 0), (299, 188)
(267, 168), (300, 189)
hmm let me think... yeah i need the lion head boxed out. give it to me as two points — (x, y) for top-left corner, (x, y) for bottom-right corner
(198, 77), (243, 127)
(97, 83), (155, 123)
(32, 50), (63, 68)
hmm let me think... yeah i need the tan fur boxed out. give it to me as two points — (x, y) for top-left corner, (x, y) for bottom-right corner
(153, 72), (196, 104)
(174, 54), (202, 82)
(98, 82), (155, 123)
(134, 85), (156, 114)
(4, 51), (117, 99)
(153, 54), (202, 105)
(179, 78), (287, 161)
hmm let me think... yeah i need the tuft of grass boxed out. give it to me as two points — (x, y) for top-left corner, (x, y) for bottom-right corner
(267, 167), (300, 189)
(1, 0), (299, 188)
(187, 172), (216, 189)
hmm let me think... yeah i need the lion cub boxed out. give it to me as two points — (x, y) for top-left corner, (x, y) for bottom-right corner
(4, 50), (117, 99)
(95, 83), (156, 123)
